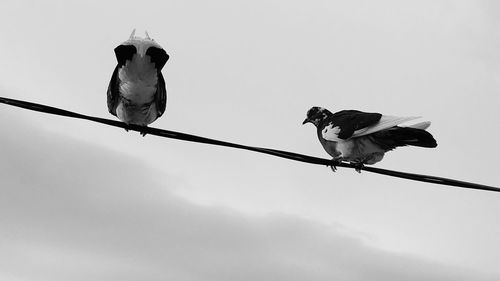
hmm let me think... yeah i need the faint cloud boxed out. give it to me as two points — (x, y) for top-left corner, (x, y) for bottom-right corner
(0, 114), (496, 281)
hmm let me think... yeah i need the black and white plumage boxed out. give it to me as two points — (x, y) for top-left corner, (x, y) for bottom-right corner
(303, 107), (437, 170)
(107, 30), (169, 132)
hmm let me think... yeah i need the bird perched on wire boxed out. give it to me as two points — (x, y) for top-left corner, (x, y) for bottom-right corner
(107, 29), (169, 135)
(302, 107), (437, 172)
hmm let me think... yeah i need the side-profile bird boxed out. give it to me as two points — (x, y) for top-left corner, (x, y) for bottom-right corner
(107, 29), (169, 135)
(302, 107), (437, 172)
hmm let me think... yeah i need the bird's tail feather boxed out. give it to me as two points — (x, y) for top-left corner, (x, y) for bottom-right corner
(354, 115), (420, 137)
(406, 121), (431, 130)
(373, 127), (437, 150)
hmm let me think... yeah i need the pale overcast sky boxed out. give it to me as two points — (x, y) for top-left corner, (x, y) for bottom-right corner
(1, 0), (500, 280)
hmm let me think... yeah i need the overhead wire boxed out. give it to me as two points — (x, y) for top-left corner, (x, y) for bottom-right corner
(1, 96), (498, 193)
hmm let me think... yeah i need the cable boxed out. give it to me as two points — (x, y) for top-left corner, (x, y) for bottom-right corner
(1, 96), (498, 193)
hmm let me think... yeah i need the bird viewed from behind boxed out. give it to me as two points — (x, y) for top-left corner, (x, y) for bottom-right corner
(107, 29), (169, 135)
(302, 107), (437, 172)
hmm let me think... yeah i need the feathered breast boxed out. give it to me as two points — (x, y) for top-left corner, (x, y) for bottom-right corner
(118, 54), (158, 105)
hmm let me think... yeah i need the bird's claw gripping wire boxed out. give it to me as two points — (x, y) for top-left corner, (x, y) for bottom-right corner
(139, 126), (149, 137)
(123, 123), (131, 133)
(328, 159), (343, 172)
(122, 123), (147, 136)
(353, 163), (364, 173)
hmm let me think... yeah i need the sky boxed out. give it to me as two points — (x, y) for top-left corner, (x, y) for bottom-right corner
(0, 0), (499, 280)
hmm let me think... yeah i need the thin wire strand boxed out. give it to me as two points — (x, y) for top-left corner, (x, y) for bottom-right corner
(1, 96), (498, 193)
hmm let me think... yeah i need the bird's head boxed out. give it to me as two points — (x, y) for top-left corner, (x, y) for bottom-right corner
(114, 29), (169, 70)
(302, 106), (332, 126)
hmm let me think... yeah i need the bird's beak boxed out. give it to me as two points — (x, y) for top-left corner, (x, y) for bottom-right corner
(302, 118), (310, 125)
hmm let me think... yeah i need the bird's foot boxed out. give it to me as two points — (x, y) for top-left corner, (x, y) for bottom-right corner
(328, 159), (343, 172)
(352, 163), (364, 173)
(122, 123), (131, 133)
(139, 125), (149, 137)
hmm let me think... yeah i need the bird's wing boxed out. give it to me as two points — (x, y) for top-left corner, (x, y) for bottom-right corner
(114, 45), (137, 67)
(352, 115), (421, 138)
(322, 110), (382, 141)
(146, 46), (168, 118)
(405, 121), (431, 130)
(155, 71), (167, 117)
(106, 65), (120, 116)
(146, 47), (169, 70)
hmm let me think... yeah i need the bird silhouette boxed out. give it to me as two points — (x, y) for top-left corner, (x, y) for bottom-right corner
(303, 107), (437, 172)
(107, 29), (169, 135)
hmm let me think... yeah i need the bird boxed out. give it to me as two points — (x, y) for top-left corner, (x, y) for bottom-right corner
(107, 29), (169, 135)
(302, 107), (437, 172)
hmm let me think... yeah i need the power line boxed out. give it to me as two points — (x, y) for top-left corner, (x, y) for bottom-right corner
(1, 96), (498, 193)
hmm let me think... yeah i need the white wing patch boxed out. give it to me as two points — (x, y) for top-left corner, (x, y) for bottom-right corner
(322, 124), (342, 141)
(406, 121), (431, 130)
(352, 115), (421, 138)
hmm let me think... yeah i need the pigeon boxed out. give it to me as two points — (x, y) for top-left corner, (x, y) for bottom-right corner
(107, 29), (169, 135)
(302, 107), (437, 172)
